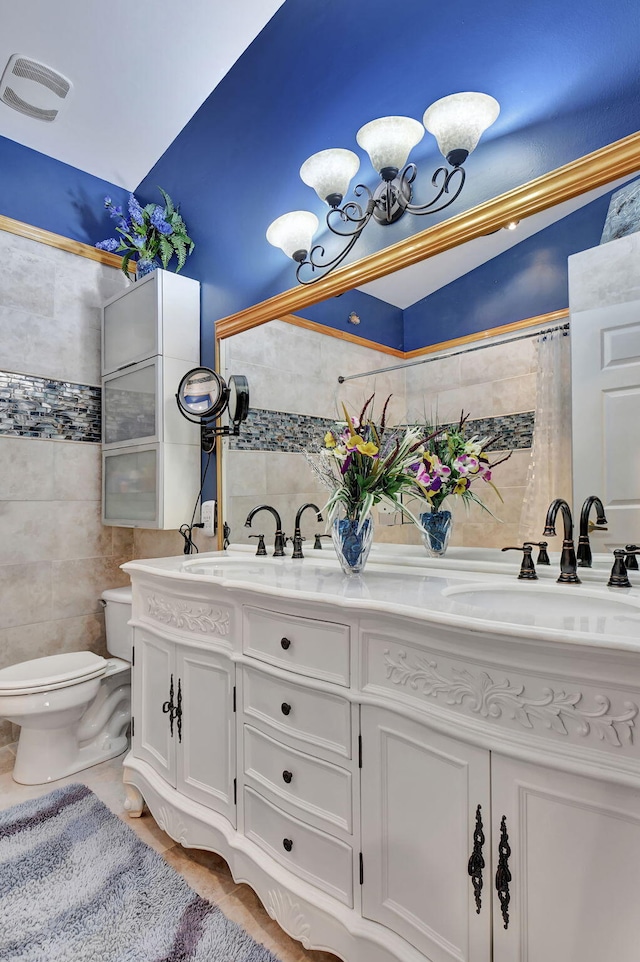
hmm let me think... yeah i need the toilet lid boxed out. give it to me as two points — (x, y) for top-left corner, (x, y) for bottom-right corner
(0, 652), (107, 694)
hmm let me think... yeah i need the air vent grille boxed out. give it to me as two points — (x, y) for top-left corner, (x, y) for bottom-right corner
(0, 54), (72, 123)
(2, 86), (58, 122)
(12, 57), (70, 99)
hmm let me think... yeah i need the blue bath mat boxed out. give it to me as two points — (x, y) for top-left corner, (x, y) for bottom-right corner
(0, 783), (282, 961)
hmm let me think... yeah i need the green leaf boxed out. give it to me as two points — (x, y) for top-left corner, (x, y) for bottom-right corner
(171, 235), (187, 271)
(120, 252), (132, 278)
(158, 235), (173, 269)
(157, 187), (174, 215)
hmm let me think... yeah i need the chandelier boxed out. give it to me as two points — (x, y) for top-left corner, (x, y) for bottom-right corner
(266, 92), (499, 285)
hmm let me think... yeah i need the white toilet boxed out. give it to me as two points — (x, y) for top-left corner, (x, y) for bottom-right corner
(0, 586), (133, 785)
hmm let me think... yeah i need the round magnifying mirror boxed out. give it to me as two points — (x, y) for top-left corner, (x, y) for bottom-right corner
(177, 368), (228, 419)
(228, 375), (250, 424)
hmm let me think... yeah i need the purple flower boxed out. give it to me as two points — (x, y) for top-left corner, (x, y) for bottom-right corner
(95, 238), (119, 252)
(150, 206), (172, 235)
(117, 218), (129, 231)
(128, 193), (144, 225)
(131, 235), (146, 249)
(104, 196), (112, 206)
(107, 204), (124, 221)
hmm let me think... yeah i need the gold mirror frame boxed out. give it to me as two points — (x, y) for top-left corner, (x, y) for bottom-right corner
(215, 131), (640, 547)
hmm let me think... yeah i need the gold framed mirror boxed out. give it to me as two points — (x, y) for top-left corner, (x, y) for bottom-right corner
(215, 133), (640, 551)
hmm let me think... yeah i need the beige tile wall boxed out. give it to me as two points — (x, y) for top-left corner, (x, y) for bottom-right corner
(221, 321), (539, 551)
(0, 231), (134, 747)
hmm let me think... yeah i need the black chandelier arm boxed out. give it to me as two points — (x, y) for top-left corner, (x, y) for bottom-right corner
(296, 227), (367, 285)
(326, 184), (375, 237)
(403, 164), (466, 216)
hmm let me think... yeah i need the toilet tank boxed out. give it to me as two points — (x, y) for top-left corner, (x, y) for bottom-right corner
(101, 586), (133, 661)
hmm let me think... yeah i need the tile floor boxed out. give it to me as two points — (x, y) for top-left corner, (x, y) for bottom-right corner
(0, 746), (341, 962)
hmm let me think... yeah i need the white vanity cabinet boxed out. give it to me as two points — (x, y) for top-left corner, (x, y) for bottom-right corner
(122, 557), (640, 962)
(361, 707), (491, 962)
(101, 269), (201, 528)
(131, 625), (236, 826)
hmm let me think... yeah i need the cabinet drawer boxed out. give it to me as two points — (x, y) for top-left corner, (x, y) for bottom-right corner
(242, 666), (351, 759)
(243, 606), (350, 686)
(244, 724), (352, 833)
(244, 787), (353, 907)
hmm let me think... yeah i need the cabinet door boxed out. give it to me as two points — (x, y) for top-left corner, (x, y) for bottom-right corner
(176, 646), (236, 826)
(132, 628), (176, 784)
(361, 707), (491, 962)
(492, 754), (640, 962)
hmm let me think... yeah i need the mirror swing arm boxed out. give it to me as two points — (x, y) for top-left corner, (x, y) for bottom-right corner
(176, 368), (250, 453)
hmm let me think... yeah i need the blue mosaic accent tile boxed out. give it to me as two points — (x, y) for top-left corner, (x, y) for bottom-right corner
(230, 408), (534, 454)
(0, 371), (101, 442)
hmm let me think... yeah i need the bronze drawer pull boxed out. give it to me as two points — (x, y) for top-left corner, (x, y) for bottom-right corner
(280, 637), (291, 650)
(281, 702), (292, 716)
(283, 838), (293, 852)
(282, 770), (293, 784)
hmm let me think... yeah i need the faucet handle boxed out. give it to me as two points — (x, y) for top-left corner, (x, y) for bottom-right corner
(249, 534), (267, 556)
(501, 544), (537, 580)
(588, 520), (608, 533)
(625, 545), (640, 571)
(314, 534), (332, 550)
(608, 548), (634, 588)
(525, 541), (550, 565)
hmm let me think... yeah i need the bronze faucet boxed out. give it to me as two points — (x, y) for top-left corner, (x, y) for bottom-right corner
(576, 495), (608, 568)
(291, 503), (323, 559)
(543, 498), (580, 584)
(245, 505), (286, 557)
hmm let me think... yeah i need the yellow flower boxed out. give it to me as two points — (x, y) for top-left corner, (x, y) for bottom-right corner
(356, 440), (379, 457)
(324, 431), (337, 448)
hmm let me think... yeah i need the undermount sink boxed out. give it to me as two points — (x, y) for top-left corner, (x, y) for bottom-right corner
(442, 582), (640, 636)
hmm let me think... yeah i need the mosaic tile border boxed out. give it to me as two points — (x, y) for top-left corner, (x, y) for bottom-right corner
(229, 408), (535, 454)
(0, 371), (101, 443)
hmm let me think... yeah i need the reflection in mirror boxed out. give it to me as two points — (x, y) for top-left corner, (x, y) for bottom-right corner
(217, 159), (640, 555)
(177, 367), (227, 418)
(219, 314), (572, 553)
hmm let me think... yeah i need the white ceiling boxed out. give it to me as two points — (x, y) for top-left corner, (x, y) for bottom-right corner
(0, 0), (286, 190)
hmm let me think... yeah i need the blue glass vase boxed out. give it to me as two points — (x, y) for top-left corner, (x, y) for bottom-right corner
(420, 509), (453, 557)
(136, 258), (159, 280)
(332, 516), (374, 575)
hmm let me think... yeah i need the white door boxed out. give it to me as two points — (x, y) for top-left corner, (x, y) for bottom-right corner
(491, 754), (640, 962)
(175, 645), (236, 825)
(361, 706), (491, 962)
(571, 298), (640, 549)
(132, 628), (176, 784)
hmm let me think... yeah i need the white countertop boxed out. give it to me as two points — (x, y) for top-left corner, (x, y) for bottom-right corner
(123, 543), (640, 652)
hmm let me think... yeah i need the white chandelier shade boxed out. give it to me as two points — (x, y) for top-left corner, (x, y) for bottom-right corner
(266, 210), (319, 259)
(356, 116), (425, 175)
(300, 148), (361, 205)
(423, 92), (500, 165)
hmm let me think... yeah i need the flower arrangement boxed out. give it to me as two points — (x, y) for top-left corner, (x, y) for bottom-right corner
(95, 187), (195, 277)
(409, 411), (511, 514)
(309, 394), (427, 530)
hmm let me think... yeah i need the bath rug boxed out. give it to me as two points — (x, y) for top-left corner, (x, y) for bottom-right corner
(0, 783), (282, 962)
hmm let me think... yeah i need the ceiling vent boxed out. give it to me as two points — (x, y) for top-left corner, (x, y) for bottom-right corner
(0, 54), (72, 122)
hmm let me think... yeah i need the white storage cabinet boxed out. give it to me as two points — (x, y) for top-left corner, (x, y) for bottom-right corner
(101, 270), (201, 528)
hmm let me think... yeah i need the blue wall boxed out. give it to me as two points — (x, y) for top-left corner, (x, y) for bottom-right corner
(0, 135), (128, 245)
(136, 0), (640, 365)
(303, 288), (403, 351)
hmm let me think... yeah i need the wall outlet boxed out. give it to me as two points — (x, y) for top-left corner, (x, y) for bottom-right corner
(201, 500), (216, 537)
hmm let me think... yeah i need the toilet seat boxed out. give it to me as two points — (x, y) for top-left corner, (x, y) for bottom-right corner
(0, 651), (107, 696)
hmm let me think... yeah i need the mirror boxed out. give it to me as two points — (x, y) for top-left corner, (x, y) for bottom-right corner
(177, 368), (250, 453)
(216, 139), (640, 552)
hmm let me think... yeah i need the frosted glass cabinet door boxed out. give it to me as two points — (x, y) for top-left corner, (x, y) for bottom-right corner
(102, 276), (158, 375)
(103, 445), (158, 526)
(103, 359), (158, 446)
